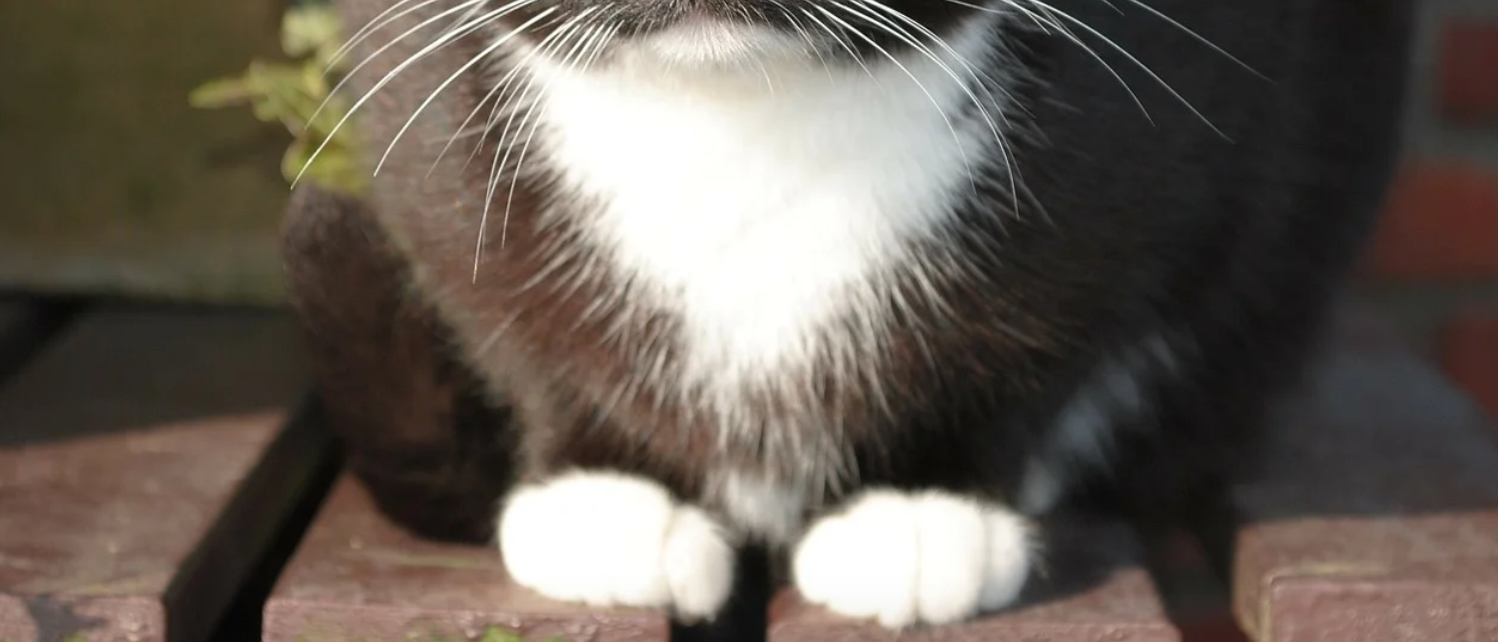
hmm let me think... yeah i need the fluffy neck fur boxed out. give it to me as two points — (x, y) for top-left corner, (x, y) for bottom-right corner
(508, 14), (1012, 401)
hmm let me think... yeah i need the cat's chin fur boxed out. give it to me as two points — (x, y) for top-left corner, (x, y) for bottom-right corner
(290, 0), (1416, 631)
(616, 19), (823, 74)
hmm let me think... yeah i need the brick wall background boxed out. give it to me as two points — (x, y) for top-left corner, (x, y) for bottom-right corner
(1357, 0), (1498, 423)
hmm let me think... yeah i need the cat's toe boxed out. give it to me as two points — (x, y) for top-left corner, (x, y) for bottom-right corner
(497, 470), (735, 619)
(663, 504), (736, 619)
(791, 489), (1033, 629)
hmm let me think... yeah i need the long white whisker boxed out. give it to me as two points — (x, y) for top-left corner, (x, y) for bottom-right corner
(431, 10), (582, 179)
(841, 0), (1023, 215)
(338, 0), (492, 72)
(309, 0), (490, 140)
(472, 8), (601, 277)
(327, 0), (436, 69)
(294, 0), (543, 188)
(992, 0), (1068, 34)
(1027, 0), (1230, 139)
(836, 2), (1006, 141)
(497, 12), (608, 241)
(1031, 3), (1155, 126)
(375, 4), (562, 176)
(800, 9), (878, 85)
(1105, 0), (1265, 79)
(936, 0), (1151, 128)
(775, 4), (836, 80)
(815, 5), (978, 196)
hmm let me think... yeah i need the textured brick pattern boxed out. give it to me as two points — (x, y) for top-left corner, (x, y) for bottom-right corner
(1230, 308), (1498, 642)
(1176, 617), (1251, 642)
(2, 305), (1494, 642)
(767, 517), (1180, 642)
(264, 475), (672, 642)
(1441, 309), (1498, 422)
(1365, 162), (1498, 279)
(1439, 19), (1498, 123)
(1359, 7), (1498, 401)
(0, 309), (322, 642)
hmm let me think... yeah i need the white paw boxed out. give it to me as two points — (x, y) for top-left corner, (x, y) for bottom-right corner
(497, 470), (735, 620)
(791, 489), (1033, 629)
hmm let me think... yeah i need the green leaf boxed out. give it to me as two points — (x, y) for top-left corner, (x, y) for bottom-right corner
(188, 2), (364, 194)
(478, 628), (526, 642)
(188, 77), (257, 108)
(283, 134), (369, 197)
(283, 5), (344, 61)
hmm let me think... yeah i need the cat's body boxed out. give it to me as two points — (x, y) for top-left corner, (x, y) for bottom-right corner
(286, 0), (1413, 628)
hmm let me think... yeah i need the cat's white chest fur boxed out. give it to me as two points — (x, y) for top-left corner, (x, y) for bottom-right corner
(523, 19), (1001, 393)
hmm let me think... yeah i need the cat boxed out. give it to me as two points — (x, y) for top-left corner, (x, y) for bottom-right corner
(283, 0), (1414, 629)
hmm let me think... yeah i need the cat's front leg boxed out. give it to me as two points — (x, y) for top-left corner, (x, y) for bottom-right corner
(496, 470), (738, 621)
(282, 185), (513, 544)
(791, 488), (1036, 629)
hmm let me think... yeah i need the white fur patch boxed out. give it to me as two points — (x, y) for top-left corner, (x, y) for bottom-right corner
(521, 15), (1008, 402)
(792, 489), (1033, 628)
(707, 468), (809, 544)
(497, 470), (735, 619)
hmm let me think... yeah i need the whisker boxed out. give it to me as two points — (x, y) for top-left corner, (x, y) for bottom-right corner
(501, 12), (613, 226)
(919, 0), (1164, 135)
(431, 11), (580, 180)
(1025, 0), (1231, 139)
(375, 3), (563, 176)
(309, 0), (490, 138)
(294, 0), (539, 188)
(815, 4), (979, 196)
(327, 0), (437, 69)
(991, 0), (1069, 34)
(493, 16), (621, 277)
(473, 8), (603, 276)
(841, 0), (1024, 216)
(1104, 0), (1265, 79)
(1029, 2), (1155, 126)
(799, 9), (878, 85)
(774, 4), (836, 80)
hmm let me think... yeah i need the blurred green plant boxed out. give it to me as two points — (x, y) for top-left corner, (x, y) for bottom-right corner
(189, 3), (368, 196)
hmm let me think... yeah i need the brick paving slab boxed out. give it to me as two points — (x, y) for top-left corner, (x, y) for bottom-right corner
(0, 309), (317, 642)
(264, 474), (671, 642)
(767, 516), (1180, 642)
(1363, 161), (1498, 280)
(1438, 18), (1498, 123)
(1440, 309), (1498, 422)
(1231, 307), (1498, 642)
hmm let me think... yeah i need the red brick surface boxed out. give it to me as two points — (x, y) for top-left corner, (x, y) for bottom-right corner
(1441, 310), (1498, 423)
(1176, 616), (1251, 642)
(1230, 308), (1498, 642)
(1439, 19), (1498, 123)
(264, 475), (670, 642)
(0, 309), (317, 642)
(1363, 162), (1498, 279)
(767, 517), (1181, 642)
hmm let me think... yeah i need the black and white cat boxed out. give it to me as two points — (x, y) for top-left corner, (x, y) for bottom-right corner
(284, 0), (1414, 629)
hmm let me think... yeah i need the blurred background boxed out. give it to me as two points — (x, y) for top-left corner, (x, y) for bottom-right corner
(0, 0), (294, 305)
